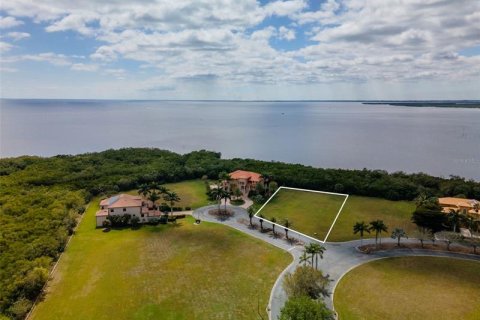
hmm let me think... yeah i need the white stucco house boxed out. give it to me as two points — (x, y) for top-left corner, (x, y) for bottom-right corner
(95, 194), (162, 227)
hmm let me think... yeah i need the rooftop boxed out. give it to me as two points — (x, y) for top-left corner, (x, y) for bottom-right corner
(100, 194), (143, 208)
(229, 170), (262, 182)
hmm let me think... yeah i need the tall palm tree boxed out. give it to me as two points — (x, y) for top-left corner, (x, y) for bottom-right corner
(284, 219), (292, 240)
(305, 243), (316, 266)
(447, 209), (461, 233)
(308, 243), (326, 270)
(271, 217), (277, 236)
(221, 189), (231, 213)
(163, 191), (181, 221)
(369, 220), (388, 248)
(353, 221), (370, 246)
(148, 191), (161, 209)
(209, 187), (223, 213)
(137, 183), (150, 198)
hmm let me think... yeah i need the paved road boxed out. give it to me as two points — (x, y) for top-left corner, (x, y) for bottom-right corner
(193, 205), (480, 320)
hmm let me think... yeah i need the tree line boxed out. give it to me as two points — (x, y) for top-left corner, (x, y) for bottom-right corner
(1, 148), (480, 319)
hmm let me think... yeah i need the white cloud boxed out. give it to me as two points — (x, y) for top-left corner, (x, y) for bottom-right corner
(0, 0), (479, 98)
(7, 31), (30, 41)
(0, 16), (23, 29)
(71, 63), (98, 71)
(0, 41), (14, 53)
(278, 26), (295, 41)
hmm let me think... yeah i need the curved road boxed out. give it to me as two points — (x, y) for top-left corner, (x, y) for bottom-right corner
(193, 205), (480, 320)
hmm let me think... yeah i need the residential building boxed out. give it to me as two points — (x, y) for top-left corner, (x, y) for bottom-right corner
(95, 194), (162, 227)
(438, 197), (480, 215)
(226, 170), (262, 196)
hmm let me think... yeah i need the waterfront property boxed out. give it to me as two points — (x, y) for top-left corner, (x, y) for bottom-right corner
(31, 199), (291, 320)
(334, 256), (480, 320)
(226, 170), (262, 196)
(439, 197), (480, 215)
(95, 194), (162, 227)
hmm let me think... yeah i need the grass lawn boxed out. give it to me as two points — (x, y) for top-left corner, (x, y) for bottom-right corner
(257, 188), (347, 241)
(31, 199), (291, 320)
(257, 189), (416, 242)
(334, 256), (480, 320)
(129, 179), (212, 209)
(328, 195), (416, 242)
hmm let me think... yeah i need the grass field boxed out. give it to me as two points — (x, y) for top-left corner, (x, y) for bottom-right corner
(257, 188), (416, 242)
(31, 199), (291, 320)
(334, 256), (480, 320)
(328, 195), (416, 242)
(257, 188), (347, 241)
(128, 180), (211, 209)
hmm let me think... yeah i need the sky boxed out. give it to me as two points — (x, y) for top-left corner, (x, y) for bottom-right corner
(0, 0), (479, 100)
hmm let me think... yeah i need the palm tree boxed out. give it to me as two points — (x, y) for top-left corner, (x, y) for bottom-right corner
(414, 193), (429, 207)
(258, 213), (265, 232)
(391, 228), (408, 246)
(353, 221), (370, 246)
(284, 219), (291, 240)
(247, 207), (255, 228)
(305, 243), (316, 266)
(148, 191), (161, 209)
(369, 220), (388, 248)
(221, 189), (231, 214)
(447, 209), (462, 233)
(163, 191), (181, 221)
(137, 183), (150, 198)
(209, 187), (223, 213)
(271, 217), (277, 236)
(299, 250), (310, 266)
(311, 243), (326, 270)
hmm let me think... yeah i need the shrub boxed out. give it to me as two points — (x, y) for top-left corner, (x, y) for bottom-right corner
(185, 206), (191, 211)
(8, 298), (33, 320)
(131, 216), (140, 228)
(283, 266), (331, 300)
(280, 296), (334, 320)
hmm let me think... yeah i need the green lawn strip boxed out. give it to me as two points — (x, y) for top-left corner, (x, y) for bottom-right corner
(31, 199), (291, 320)
(334, 256), (480, 320)
(328, 196), (416, 242)
(258, 189), (347, 240)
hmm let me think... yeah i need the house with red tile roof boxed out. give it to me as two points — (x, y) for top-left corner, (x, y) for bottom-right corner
(95, 194), (163, 227)
(227, 170), (263, 196)
(439, 197), (480, 215)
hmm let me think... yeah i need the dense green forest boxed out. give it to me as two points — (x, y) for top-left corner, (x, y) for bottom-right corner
(1, 148), (480, 318)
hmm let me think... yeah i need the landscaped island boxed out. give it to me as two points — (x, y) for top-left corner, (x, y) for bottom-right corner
(1, 148), (480, 319)
(334, 256), (480, 319)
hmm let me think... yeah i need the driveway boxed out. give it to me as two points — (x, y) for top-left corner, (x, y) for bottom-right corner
(193, 205), (480, 320)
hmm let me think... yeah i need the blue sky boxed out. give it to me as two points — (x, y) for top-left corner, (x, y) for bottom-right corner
(1, 0), (479, 99)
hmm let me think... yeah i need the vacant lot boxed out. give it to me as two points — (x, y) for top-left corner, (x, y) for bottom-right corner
(31, 199), (291, 320)
(328, 195), (416, 242)
(334, 256), (480, 320)
(258, 188), (347, 241)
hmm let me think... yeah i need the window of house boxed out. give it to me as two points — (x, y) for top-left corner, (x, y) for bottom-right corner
(123, 208), (126, 212)
(110, 209), (114, 213)
(141, 214), (144, 217)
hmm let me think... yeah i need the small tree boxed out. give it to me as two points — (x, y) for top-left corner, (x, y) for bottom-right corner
(271, 217), (277, 236)
(233, 187), (243, 200)
(258, 213), (265, 232)
(299, 250), (311, 266)
(305, 243), (325, 270)
(413, 229), (432, 248)
(131, 216), (140, 228)
(280, 296), (334, 320)
(391, 228), (408, 246)
(353, 221), (370, 246)
(247, 207), (255, 228)
(284, 219), (292, 240)
(163, 191), (181, 220)
(436, 231), (462, 251)
(283, 265), (331, 299)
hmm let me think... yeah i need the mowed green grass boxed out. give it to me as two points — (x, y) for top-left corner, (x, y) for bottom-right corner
(334, 257), (480, 320)
(328, 195), (416, 242)
(128, 179), (211, 209)
(31, 199), (291, 320)
(258, 189), (347, 240)
(258, 188), (416, 242)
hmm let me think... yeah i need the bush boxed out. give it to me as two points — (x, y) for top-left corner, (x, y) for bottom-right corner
(185, 206), (191, 211)
(8, 298), (33, 320)
(102, 219), (111, 227)
(149, 218), (159, 225)
(283, 266), (331, 300)
(131, 216), (140, 228)
(280, 296), (334, 320)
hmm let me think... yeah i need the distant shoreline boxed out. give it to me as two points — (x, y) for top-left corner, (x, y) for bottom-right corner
(363, 102), (480, 109)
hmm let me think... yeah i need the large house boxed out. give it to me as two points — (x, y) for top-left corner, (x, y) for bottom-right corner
(95, 194), (162, 227)
(226, 170), (263, 196)
(438, 197), (480, 215)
